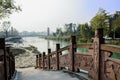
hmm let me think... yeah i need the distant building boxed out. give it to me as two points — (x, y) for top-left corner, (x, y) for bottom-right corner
(47, 27), (50, 36)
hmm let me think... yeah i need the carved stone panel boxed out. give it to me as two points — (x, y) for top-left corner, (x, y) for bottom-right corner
(44, 58), (48, 68)
(59, 54), (70, 69)
(50, 57), (56, 69)
(74, 53), (94, 78)
(104, 59), (120, 80)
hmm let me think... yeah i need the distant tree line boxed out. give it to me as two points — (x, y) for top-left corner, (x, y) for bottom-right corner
(53, 23), (93, 39)
(52, 8), (120, 40)
(0, 21), (19, 38)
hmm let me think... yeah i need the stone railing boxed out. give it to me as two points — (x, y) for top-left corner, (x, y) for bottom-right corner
(0, 38), (15, 80)
(36, 29), (120, 80)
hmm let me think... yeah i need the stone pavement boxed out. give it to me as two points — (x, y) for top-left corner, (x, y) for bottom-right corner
(14, 67), (80, 80)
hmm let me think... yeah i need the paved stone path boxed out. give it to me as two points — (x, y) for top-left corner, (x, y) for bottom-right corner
(14, 67), (80, 80)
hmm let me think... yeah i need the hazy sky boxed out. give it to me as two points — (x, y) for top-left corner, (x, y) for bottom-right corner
(7, 0), (120, 32)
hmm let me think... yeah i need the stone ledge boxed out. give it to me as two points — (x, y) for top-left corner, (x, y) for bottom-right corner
(63, 70), (92, 80)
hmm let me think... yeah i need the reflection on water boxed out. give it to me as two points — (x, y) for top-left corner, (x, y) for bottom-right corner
(15, 37), (88, 54)
(21, 37), (69, 53)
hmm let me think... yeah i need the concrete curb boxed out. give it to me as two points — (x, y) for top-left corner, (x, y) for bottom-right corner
(63, 70), (92, 80)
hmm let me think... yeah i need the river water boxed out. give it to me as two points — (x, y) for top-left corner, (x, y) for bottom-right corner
(15, 37), (88, 54)
(17, 37), (69, 53)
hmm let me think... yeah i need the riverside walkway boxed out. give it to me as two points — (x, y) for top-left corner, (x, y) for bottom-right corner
(0, 29), (120, 80)
(14, 67), (79, 80)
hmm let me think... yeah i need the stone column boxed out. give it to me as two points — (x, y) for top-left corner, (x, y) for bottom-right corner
(70, 36), (76, 72)
(93, 28), (105, 80)
(56, 44), (60, 70)
(6, 47), (11, 80)
(48, 49), (51, 70)
(39, 54), (41, 68)
(36, 55), (39, 68)
(13, 55), (15, 75)
(0, 38), (8, 80)
(43, 52), (45, 69)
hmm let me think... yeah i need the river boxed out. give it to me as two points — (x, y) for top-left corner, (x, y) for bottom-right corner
(16, 37), (69, 53)
(15, 37), (88, 54)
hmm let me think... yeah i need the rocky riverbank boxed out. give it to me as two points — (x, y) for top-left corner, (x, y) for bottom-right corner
(12, 45), (41, 68)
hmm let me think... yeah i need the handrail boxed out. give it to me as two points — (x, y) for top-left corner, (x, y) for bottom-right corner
(75, 43), (93, 49)
(107, 57), (120, 64)
(101, 44), (120, 54)
(49, 45), (70, 56)
(49, 44), (92, 56)
(58, 45), (70, 52)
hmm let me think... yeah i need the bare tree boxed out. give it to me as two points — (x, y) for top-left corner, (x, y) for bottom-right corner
(2, 21), (11, 37)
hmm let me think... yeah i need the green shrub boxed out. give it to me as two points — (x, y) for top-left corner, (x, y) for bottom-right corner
(78, 38), (93, 43)
(107, 41), (120, 46)
(87, 39), (93, 43)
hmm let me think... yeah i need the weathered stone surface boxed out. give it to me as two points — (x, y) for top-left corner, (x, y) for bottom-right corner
(37, 29), (120, 80)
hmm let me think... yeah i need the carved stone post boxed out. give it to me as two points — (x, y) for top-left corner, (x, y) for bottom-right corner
(10, 53), (12, 76)
(0, 38), (8, 80)
(36, 55), (39, 68)
(56, 44), (60, 70)
(39, 54), (41, 68)
(70, 36), (76, 72)
(13, 55), (15, 75)
(48, 49), (51, 70)
(43, 52), (45, 69)
(6, 47), (11, 80)
(9, 52), (12, 79)
(11, 52), (15, 76)
(93, 28), (105, 80)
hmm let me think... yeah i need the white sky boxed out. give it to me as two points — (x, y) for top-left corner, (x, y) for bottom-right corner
(4, 0), (120, 32)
